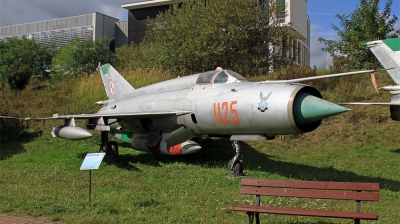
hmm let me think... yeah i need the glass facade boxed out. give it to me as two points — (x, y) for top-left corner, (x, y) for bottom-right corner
(0, 14), (94, 48)
(263, 0), (286, 23)
(0, 26), (93, 48)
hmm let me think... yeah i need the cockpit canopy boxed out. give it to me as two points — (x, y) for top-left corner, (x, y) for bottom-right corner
(196, 69), (247, 85)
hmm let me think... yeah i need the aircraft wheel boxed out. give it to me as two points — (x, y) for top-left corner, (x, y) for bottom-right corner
(227, 140), (244, 177)
(228, 159), (243, 177)
(106, 141), (118, 163)
(232, 162), (243, 177)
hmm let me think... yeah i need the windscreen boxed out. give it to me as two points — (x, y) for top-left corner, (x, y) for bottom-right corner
(196, 71), (217, 84)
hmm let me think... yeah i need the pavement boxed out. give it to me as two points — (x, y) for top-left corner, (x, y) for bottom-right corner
(0, 214), (64, 224)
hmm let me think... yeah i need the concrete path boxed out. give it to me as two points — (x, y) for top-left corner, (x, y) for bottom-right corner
(0, 213), (64, 224)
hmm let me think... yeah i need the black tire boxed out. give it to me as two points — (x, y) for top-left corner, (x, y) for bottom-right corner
(106, 141), (118, 164)
(227, 158), (235, 173)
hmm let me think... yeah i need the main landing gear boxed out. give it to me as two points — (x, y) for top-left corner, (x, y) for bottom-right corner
(227, 140), (244, 177)
(99, 131), (119, 163)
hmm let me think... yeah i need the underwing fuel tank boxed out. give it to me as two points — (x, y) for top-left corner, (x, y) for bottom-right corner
(51, 126), (92, 140)
(131, 133), (202, 155)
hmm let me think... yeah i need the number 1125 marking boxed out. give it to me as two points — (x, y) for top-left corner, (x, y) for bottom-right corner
(213, 101), (240, 124)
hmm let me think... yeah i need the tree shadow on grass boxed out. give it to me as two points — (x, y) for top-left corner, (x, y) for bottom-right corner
(0, 129), (43, 160)
(111, 138), (400, 192)
(0, 144), (25, 160)
(114, 154), (142, 172)
(390, 148), (400, 154)
(113, 138), (232, 169)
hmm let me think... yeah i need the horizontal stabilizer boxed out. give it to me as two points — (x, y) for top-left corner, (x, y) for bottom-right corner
(340, 102), (400, 106)
(0, 116), (23, 119)
(99, 64), (135, 102)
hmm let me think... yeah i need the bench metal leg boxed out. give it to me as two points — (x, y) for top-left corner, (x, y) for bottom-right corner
(246, 211), (254, 224)
(355, 194), (361, 224)
(254, 195), (260, 224)
(255, 213), (260, 224)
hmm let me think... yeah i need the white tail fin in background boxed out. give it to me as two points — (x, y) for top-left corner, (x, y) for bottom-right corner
(340, 38), (400, 121)
(366, 38), (400, 84)
(99, 64), (135, 102)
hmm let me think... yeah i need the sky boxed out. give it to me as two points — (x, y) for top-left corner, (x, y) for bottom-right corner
(0, 0), (399, 67)
(308, 0), (400, 67)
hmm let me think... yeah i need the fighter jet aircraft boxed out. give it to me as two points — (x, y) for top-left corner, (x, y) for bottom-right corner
(341, 38), (400, 120)
(1, 64), (387, 176)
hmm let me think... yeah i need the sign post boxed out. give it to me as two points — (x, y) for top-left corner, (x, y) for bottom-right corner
(80, 153), (105, 207)
(89, 169), (91, 205)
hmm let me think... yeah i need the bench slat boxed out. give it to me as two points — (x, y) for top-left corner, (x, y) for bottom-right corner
(242, 179), (380, 191)
(229, 204), (378, 220)
(240, 187), (379, 201)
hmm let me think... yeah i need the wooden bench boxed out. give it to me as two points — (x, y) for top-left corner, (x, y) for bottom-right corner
(229, 179), (379, 224)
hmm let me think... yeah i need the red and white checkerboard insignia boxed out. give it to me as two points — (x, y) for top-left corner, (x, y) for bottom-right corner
(110, 82), (115, 94)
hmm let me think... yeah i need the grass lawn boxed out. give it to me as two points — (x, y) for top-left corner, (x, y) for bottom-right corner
(1, 118), (399, 223)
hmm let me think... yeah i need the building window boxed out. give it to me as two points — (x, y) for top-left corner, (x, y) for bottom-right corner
(297, 41), (301, 64)
(276, 0), (286, 23)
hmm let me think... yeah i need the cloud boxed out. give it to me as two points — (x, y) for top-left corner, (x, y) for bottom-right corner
(0, 0), (130, 27)
(310, 24), (322, 32)
(310, 34), (337, 68)
(394, 22), (400, 33)
(309, 21), (339, 37)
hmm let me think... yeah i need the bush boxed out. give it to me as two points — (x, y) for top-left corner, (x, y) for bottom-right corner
(0, 38), (56, 90)
(116, 0), (294, 75)
(52, 38), (114, 77)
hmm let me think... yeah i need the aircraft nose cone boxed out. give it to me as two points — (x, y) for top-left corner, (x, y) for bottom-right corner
(293, 92), (349, 126)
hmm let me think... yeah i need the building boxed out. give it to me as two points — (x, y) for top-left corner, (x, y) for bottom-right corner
(284, 0), (310, 66)
(122, 0), (310, 66)
(122, 0), (184, 45)
(0, 12), (120, 49)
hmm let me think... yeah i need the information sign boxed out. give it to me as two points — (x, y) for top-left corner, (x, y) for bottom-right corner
(80, 153), (105, 170)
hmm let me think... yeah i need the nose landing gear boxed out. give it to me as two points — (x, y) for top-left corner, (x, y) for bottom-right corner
(227, 140), (244, 177)
(99, 131), (118, 163)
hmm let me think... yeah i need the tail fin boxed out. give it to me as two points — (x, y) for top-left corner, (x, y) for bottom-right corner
(99, 64), (135, 102)
(366, 38), (400, 84)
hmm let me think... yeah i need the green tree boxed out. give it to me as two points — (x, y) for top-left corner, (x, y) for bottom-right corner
(139, 0), (293, 74)
(0, 38), (57, 90)
(318, 0), (400, 69)
(52, 38), (113, 77)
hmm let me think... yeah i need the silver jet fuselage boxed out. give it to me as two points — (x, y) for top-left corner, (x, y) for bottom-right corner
(3, 64), (354, 156)
(94, 68), (342, 151)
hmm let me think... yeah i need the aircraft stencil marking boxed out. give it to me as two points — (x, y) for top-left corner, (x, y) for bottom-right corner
(110, 82), (115, 94)
(213, 101), (240, 124)
(258, 91), (272, 112)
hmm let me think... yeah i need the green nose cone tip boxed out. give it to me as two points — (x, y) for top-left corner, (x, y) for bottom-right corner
(294, 92), (349, 126)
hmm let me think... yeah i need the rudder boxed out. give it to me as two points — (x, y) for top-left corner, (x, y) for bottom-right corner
(366, 38), (400, 84)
